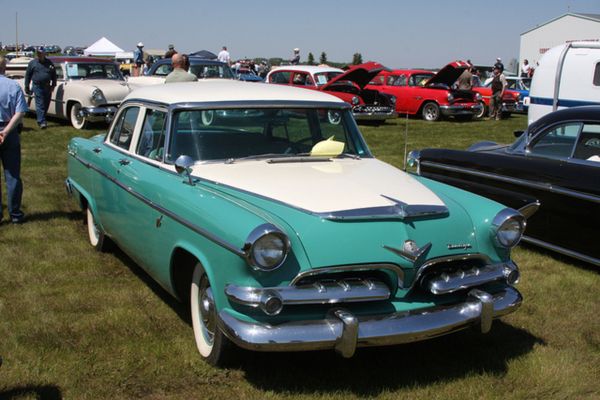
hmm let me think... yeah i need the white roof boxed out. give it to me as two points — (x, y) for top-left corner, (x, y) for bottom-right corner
(270, 65), (343, 74)
(84, 37), (124, 56)
(124, 80), (346, 104)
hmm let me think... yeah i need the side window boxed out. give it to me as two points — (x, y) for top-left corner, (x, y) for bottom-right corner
(154, 64), (172, 76)
(136, 109), (167, 160)
(269, 71), (291, 84)
(530, 123), (581, 159)
(292, 72), (309, 85)
(594, 63), (600, 86)
(388, 75), (406, 86)
(369, 76), (384, 86)
(55, 66), (64, 80)
(573, 123), (600, 162)
(110, 107), (140, 150)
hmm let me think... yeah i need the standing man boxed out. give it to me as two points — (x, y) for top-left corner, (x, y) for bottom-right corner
(165, 54), (197, 83)
(521, 59), (531, 77)
(217, 46), (231, 65)
(290, 48), (300, 65)
(133, 42), (145, 77)
(0, 56), (27, 224)
(24, 47), (56, 129)
(164, 44), (177, 59)
(488, 66), (507, 120)
(456, 66), (473, 90)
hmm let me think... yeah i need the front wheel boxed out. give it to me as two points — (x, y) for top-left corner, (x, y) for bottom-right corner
(191, 262), (233, 366)
(70, 102), (88, 130)
(475, 101), (487, 119)
(421, 102), (441, 121)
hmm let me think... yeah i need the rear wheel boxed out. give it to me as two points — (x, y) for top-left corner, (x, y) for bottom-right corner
(69, 102), (88, 130)
(191, 262), (233, 366)
(421, 102), (441, 121)
(86, 207), (110, 251)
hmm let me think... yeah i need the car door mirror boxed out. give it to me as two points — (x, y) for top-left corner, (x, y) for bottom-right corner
(174, 155), (195, 185)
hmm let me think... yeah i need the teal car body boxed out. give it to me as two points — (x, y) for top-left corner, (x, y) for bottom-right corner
(66, 81), (527, 365)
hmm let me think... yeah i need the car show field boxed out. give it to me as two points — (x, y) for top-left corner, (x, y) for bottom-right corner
(0, 114), (598, 399)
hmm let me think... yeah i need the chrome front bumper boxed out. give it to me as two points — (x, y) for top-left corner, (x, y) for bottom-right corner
(352, 106), (397, 121)
(440, 103), (483, 116)
(80, 106), (118, 121)
(218, 286), (522, 358)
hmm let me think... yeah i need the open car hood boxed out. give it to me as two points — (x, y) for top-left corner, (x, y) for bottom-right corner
(321, 62), (389, 90)
(425, 60), (470, 87)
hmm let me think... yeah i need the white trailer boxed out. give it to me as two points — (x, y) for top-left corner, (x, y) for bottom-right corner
(528, 41), (600, 125)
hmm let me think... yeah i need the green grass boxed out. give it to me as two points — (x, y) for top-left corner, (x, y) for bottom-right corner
(0, 115), (599, 400)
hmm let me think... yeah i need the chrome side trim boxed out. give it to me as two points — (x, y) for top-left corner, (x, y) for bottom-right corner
(420, 160), (600, 204)
(289, 264), (405, 289)
(69, 153), (245, 258)
(522, 235), (600, 266)
(225, 279), (391, 311)
(217, 287), (522, 356)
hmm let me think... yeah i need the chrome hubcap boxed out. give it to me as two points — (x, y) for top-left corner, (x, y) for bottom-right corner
(199, 280), (215, 344)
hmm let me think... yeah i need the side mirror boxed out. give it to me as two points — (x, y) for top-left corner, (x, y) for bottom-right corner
(513, 130), (524, 138)
(174, 155), (195, 186)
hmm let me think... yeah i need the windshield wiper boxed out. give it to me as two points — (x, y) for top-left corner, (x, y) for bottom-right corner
(224, 153), (310, 164)
(336, 153), (361, 160)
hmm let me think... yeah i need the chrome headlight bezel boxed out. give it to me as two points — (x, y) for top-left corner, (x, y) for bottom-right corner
(475, 92), (482, 101)
(447, 93), (454, 102)
(491, 209), (526, 248)
(243, 223), (291, 272)
(91, 88), (106, 105)
(351, 96), (360, 106)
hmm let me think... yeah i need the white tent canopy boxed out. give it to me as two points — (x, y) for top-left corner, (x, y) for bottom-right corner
(84, 37), (124, 57)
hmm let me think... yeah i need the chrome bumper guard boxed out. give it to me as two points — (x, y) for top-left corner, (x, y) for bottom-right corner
(352, 105), (397, 120)
(218, 287), (522, 358)
(440, 104), (483, 116)
(501, 103), (519, 112)
(226, 278), (391, 315)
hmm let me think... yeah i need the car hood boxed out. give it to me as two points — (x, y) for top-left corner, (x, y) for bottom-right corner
(426, 61), (470, 87)
(321, 62), (389, 90)
(193, 158), (445, 216)
(79, 79), (131, 103)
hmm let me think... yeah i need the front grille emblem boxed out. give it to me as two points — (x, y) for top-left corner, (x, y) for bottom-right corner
(384, 240), (432, 265)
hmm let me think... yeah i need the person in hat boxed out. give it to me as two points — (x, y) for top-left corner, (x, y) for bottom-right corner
(133, 42), (145, 76)
(488, 66), (507, 120)
(290, 48), (300, 65)
(24, 47), (56, 129)
(494, 57), (504, 73)
(217, 46), (231, 65)
(164, 44), (177, 59)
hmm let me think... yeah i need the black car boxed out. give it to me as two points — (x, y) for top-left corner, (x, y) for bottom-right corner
(409, 106), (600, 265)
(147, 56), (234, 80)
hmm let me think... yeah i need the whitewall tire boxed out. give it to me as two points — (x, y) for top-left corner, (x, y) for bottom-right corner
(70, 102), (88, 130)
(86, 207), (109, 251)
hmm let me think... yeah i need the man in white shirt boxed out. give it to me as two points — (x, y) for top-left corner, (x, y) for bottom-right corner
(217, 46), (231, 65)
(521, 59), (531, 77)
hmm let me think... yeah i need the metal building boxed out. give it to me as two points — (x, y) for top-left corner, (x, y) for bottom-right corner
(520, 13), (600, 72)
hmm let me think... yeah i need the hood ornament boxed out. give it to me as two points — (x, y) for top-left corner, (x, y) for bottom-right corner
(384, 240), (432, 265)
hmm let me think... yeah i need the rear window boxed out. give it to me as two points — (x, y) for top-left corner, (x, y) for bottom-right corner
(594, 63), (600, 86)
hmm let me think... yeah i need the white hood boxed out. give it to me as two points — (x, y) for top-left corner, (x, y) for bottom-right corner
(192, 158), (445, 214)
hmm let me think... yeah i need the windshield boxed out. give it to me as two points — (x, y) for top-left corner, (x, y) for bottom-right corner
(189, 64), (234, 79)
(65, 63), (122, 80)
(167, 108), (369, 163)
(314, 71), (343, 86)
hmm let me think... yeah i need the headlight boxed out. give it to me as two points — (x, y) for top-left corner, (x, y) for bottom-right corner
(514, 93), (521, 100)
(351, 96), (360, 106)
(389, 95), (397, 106)
(491, 209), (525, 248)
(475, 92), (482, 101)
(92, 88), (105, 104)
(447, 93), (454, 102)
(244, 224), (290, 271)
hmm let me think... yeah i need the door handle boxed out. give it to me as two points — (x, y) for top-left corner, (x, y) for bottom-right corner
(119, 159), (131, 166)
(93, 147), (102, 153)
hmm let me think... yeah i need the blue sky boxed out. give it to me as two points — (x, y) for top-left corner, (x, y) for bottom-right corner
(1, 0), (598, 68)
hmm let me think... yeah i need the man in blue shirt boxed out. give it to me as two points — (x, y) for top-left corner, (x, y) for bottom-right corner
(24, 47), (56, 129)
(0, 55), (28, 223)
(133, 42), (144, 77)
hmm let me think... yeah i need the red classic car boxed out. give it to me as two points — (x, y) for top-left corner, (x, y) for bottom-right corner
(471, 83), (522, 119)
(366, 61), (483, 121)
(266, 62), (397, 124)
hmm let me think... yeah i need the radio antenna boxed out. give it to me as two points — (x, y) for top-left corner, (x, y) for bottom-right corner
(403, 112), (409, 170)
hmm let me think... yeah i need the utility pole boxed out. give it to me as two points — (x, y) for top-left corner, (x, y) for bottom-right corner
(16, 12), (19, 56)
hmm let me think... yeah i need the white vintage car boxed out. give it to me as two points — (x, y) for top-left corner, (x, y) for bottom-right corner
(19, 56), (131, 129)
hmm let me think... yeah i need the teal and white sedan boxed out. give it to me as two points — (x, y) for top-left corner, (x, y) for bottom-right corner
(66, 81), (530, 366)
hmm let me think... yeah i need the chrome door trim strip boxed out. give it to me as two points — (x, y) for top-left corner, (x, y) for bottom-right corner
(70, 153), (246, 258)
(420, 160), (600, 204)
(521, 235), (600, 266)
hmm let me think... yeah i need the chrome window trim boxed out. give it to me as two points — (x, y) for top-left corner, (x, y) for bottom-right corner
(69, 153), (246, 258)
(521, 235), (600, 266)
(420, 160), (600, 204)
(289, 264), (405, 289)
